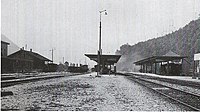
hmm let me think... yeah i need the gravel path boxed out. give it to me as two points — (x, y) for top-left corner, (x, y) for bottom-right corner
(1, 72), (189, 111)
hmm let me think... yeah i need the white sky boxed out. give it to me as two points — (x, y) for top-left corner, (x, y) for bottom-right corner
(1, 0), (200, 66)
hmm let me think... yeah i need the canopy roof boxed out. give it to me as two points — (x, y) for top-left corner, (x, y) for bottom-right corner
(134, 51), (187, 65)
(85, 54), (121, 65)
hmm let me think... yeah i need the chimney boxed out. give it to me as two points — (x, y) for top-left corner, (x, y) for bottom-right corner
(30, 49), (32, 52)
(20, 47), (24, 50)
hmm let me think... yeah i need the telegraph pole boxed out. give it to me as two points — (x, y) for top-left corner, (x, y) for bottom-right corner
(50, 49), (55, 63)
(52, 49), (53, 63)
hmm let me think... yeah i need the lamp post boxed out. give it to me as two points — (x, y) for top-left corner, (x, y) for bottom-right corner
(97, 10), (107, 76)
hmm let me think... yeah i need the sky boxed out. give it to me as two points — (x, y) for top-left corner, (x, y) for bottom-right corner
(1, 0), (200, 67)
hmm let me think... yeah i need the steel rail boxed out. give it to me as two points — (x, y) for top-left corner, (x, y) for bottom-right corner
(138, 77), (200, 97)
(127, 76), (200, 111)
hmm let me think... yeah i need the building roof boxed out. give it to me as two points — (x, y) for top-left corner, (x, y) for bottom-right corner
(8, 49), (52, 62)
(134, 51), (187, 65)
(1, 41), (10, 45)
(163, 50), (181, 57)
(85, 54), (121, 65)
(29, 51), (52, 61)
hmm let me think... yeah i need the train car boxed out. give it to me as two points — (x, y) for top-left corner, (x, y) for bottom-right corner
(68, 65), (89, 73)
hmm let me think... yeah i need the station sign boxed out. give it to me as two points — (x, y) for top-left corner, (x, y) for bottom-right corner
(194, 53), (200, 61)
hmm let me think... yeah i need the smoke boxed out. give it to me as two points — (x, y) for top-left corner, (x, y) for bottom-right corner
(116, 52), (143, 72)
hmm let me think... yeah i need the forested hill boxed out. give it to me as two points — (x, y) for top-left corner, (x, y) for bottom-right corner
(116, 18), (200, 72)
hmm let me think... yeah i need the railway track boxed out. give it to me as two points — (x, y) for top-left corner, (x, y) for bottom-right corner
(127, 75), (200, 111)
(138, 75), (200, 89)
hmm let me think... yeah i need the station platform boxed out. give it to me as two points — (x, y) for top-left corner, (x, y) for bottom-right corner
(118, 71), (200, 85)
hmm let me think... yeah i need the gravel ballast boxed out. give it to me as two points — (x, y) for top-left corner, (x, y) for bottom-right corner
(1, 72), (189, 111)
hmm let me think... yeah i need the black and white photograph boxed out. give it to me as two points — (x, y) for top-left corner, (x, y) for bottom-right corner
(1, 0), (200, 111)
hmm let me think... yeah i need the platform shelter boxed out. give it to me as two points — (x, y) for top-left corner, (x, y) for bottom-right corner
(85, 54), (121, 74)
(134, 51), (187, 76)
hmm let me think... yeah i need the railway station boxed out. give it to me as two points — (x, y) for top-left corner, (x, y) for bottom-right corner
(1, 0), (200, 111)
(134, 51), (187, 76)
(85, 54), (121, 74)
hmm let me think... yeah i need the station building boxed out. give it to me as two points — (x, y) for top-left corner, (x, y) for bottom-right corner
(1, 41), (34, 73)
(1, 41), (10, 57)
(8, 49), (53, 72)
(1, 40), (55, 73)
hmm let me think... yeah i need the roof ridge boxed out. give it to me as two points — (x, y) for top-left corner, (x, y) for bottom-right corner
(9, 49), (51, 61)
(28, 50), (51, 61)
(163, 50), (180, 57)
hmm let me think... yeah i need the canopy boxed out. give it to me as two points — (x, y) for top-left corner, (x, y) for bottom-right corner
(134, 51), (187, 65)
(85, 54), (121, 65)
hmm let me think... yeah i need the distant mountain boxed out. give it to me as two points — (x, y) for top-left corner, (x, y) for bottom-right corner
(116, 18), (200, 74)
(1, 34), (20, 55)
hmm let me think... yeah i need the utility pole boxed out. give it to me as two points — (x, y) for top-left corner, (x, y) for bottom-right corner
(52, 49), (53, 63)
(50, 49), (55, 63)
